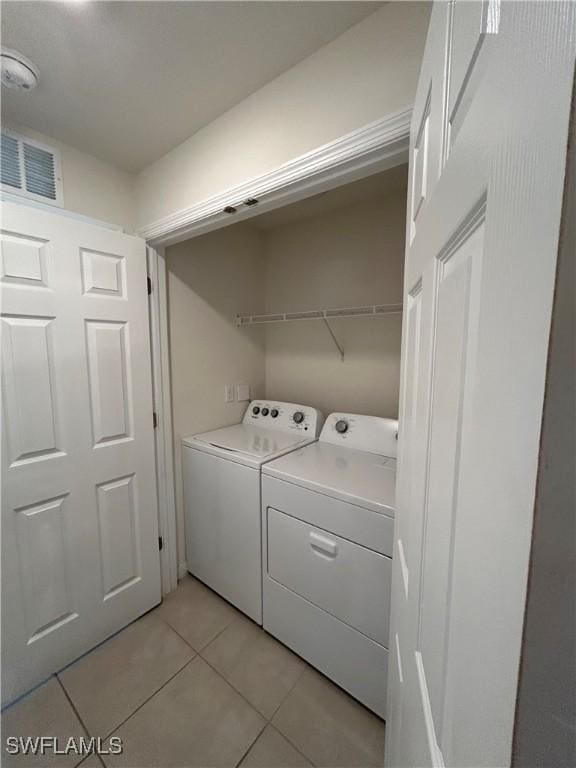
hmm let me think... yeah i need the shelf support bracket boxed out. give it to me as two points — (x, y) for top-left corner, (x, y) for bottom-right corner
(323, 318), (345, 361)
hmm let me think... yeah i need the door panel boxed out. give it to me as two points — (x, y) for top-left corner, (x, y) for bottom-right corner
(16, 494), (78, 644)
(0, 230), (49, 286)
(446, 0), (499, 151)
(1, 202), (161, 704)
(420, 214), (484, 737)
(410, 92), (431, 240)
(395, 278), (422, 589)
(2, 315), (63, 464)
(386, 2), (575, 766)
(96, 473), (140, 600)
(80, 248), (126, 298)
(85, 320), (132, 445)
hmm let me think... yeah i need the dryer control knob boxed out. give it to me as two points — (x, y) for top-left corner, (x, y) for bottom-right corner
(261, 407), (269, 416)
(335, 419), (349, 434)
(293, 411), (305, 424)
(252, 406), (260, 415)
(271, 409), (279, 418)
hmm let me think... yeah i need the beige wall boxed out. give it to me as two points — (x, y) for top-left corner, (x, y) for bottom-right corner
(3, 123), (136, 232)
(263, 190), (405, 419)
(136, 2), (430, 228)
(166, 224), (266, 565)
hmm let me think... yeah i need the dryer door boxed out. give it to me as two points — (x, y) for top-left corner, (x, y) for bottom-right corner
(267, 506), (391, 645)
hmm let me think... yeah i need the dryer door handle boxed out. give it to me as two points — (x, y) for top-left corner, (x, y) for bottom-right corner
(309, 532), (338, 558)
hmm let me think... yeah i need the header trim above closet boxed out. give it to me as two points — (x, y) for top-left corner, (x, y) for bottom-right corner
(140, 108), (411, 247)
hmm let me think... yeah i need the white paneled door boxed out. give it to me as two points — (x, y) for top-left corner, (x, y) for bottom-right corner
(386, 2), (575, 767)
(1, 202), (161, 705)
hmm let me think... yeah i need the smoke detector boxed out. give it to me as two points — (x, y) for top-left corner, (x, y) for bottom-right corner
(1, 48), (39, 92)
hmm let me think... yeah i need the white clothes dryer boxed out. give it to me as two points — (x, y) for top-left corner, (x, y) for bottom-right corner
(182, 401), (323, 623)
(261, 412), (398, 717)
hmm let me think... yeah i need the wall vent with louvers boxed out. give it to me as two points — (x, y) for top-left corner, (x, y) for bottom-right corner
(1, 130), (63, 206)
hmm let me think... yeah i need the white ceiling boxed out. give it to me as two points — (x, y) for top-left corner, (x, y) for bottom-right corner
(249, 163), (408, 231)
(2, 1), (383, 173)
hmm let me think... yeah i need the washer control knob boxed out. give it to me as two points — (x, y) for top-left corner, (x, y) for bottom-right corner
(261, 407), (269, 416)
(270, 409), (279, 418)
(335, 419), (349, 434)
(293, 411), (305, 424)
(252, 406), (260, 415)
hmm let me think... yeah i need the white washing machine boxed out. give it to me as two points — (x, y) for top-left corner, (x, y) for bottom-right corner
(182, 401), (323, 623)
(261, 412), (398, 718)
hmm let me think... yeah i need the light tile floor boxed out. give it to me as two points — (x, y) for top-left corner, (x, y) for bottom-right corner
(2, 576), (385, 768)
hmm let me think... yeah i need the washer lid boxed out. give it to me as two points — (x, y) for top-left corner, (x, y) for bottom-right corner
(263, 440), (396, 515)
(185, 424), (310, 461)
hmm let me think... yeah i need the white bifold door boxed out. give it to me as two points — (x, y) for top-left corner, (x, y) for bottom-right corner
(1, 201), (161, 705)
(386, 2), (575, 767)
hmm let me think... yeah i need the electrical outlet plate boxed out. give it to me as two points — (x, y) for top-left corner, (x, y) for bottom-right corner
(224, 384), (234, 403)
(236, 383), (250, 402)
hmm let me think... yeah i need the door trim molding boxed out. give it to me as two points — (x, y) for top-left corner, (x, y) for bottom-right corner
(139, 107), (412, 247)
(147, 246), (178, 595)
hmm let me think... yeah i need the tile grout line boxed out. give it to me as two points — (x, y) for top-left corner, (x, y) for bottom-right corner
(199, 654), (271, 723)
(103, 651), (266, 768)
(197, 615), (308, 723)
(56, 675), (90, 736)
(194, 617), (322, 767)
(56, 612), (197, 742)
(153, 613), (200, 652)
(101, 655), (198, 741)
(264, 659), (383, 768)
(262, 667), (315, 763)
(266, 660), (307, 722)
(157, 608), (241, 656)
(270, 675), (385, 768)
(163, 595), (304, 724)
(233, 720), (268, 768)
(102, 585), (257, 751)
(197, 612), (244, 652)
(268, 727), (319, 768)
(56, 606), (161, 682)
(56, 675), (104, 768)
(170, 576), (248, 648)
(269, 722), (318, 768)
(197, 656), (316, 767)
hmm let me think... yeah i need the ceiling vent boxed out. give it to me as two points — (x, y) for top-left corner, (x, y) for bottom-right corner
(1, 131), (63, 206)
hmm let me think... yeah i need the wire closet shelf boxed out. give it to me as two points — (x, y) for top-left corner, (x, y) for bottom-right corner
(236, 303), (403, 361)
